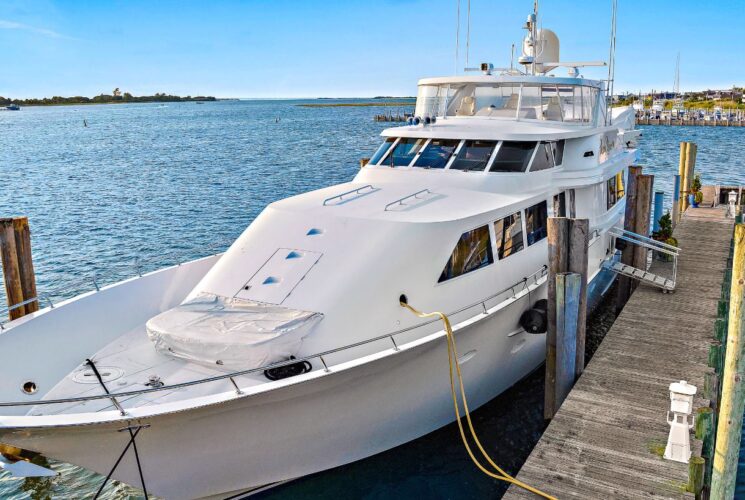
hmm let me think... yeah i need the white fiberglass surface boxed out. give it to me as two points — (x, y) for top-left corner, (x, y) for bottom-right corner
(29, 325), (269, 416)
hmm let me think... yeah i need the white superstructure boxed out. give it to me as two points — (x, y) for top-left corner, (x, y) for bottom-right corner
(0, 5), (637, 499)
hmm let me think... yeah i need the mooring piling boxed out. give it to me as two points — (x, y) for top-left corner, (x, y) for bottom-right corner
(545, 217), (589, 420)
(710, 223), (745, 498)
(0, 217), (38, 320)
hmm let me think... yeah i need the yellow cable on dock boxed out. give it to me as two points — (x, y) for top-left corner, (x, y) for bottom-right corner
(400, 300), (557, 500)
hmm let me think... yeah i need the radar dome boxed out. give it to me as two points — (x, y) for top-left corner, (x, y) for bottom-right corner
(522, 29), (560, 74)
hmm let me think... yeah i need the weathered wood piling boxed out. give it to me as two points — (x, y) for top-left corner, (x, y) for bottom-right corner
(545, 217), (589, 419)
(0, 217), (38, 320)
(711, 223), (745, 498)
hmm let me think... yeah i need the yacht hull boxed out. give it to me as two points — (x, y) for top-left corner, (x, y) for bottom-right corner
(0, 287), (547, 499)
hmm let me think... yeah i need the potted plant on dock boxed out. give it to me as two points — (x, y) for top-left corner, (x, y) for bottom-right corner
(652, 212), (678, 261)
(690, 174), (702, 208)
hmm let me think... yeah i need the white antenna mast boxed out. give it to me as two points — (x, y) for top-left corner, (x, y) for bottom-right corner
(455, 0), (461, 74)
(606, 0), (618, 125)
(466, 0), (471, 68)
(673, 52), (680, 97)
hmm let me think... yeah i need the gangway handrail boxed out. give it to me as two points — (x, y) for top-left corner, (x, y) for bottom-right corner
(322, 184), (375, 206)
(384, 189), (431, 211)
(609, 227), (680, 254)
(0, 266), (547, 409)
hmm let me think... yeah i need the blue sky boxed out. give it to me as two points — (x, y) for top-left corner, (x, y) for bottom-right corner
(1, 0), (743, 98)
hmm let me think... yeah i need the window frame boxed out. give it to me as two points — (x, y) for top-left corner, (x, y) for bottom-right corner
(524, 200), (549, 246)
(413, 138), (461, 169)
(437, 223), (495, 283)
(493, 210), (526, 260)
(447, 139), (500, 172)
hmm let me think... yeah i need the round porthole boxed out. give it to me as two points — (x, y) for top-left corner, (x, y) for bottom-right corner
(22, 381), (37, 395)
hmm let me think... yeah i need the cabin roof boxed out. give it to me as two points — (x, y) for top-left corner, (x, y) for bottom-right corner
(270, 180), (543, 224)
(381, 117), (605, 141)
(417, 74), (604, 88)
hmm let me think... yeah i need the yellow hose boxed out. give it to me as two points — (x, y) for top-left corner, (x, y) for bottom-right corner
(400, 301), (557, 500)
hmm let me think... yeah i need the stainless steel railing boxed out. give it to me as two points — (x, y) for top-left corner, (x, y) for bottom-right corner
(0, 240), (232, 328)
(0, 265), (547, 410)
(322, 184), (376, 206)
(384, 189), (431, 211)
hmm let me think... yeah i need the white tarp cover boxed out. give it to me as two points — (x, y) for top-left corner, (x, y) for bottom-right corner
(146, 293), (323, 370)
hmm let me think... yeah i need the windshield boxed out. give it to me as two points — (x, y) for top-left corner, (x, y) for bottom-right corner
(449, 140), (497, 171)
(416, 82), (601, 124)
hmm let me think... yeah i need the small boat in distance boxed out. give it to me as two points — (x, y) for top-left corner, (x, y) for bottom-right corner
(4, 104), (20, 111)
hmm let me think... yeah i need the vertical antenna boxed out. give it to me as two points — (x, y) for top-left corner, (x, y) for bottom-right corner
(673, 51), (680, 97)
(466, 0), (471, 67)
(532, 0), (539, 75)
(455, 0), (461, 74)
(511, 43), (515, 72)
(606, 0), (618, 125)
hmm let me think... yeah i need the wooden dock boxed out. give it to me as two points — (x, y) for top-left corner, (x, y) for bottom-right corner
(504, 207), (734, 499)
(636, 117), (745, 127)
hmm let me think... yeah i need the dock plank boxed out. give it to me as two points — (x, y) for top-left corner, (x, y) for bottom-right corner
(503, 207), (732, 499)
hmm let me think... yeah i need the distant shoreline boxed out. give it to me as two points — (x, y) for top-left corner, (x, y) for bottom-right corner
(1, 94), (217, 107)
(298, 101), (415, 108)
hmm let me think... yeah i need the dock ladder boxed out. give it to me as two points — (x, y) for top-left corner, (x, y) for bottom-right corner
(602, 227), (680, 291)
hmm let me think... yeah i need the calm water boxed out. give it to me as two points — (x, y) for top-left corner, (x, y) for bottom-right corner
(1, 102), (744, 499)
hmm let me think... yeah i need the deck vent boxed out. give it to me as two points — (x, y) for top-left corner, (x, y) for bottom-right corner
(306, 228), (324, 236)
(286, 251), (303, 259)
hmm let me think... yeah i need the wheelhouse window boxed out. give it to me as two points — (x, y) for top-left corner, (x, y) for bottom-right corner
(370, 138), (396, 165)
(449, 140), (496, 171)
(494, 212), (524, 259)
(489, 141), (535, 172)
(551, 140), (565, 166)
(438, 225), (494, 282)
(525, 201), (548, 245)
(529, 142), (553, 172)
(385, 138), (427, 167)
(607, 171), (625, 210)
(414, 139), (460, 169)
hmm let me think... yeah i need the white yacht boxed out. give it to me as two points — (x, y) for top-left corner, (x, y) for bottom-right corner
(0, 6), (638, 499)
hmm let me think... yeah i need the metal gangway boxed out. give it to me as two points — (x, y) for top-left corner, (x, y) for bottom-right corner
(602, 227), (680, 291)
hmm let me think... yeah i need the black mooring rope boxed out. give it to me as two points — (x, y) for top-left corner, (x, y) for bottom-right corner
(87, 358), (149, 499)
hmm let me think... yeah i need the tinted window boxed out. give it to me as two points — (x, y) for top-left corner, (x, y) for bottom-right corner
(449, 140), (497, 171)
(607, 176), (617, 209)
(370, 138), (396, 165)
(494, 212), (524, 259)
(552, 140), (565, 166)
(489, 141), (535, 172)
(414, 139), (460, 169)
(525, 201), (548, 245)
(607, 171), (625, 209)
(438, 225), (494, 282)
(529, 142), (553, 171)
(386, 138), (427, 167)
